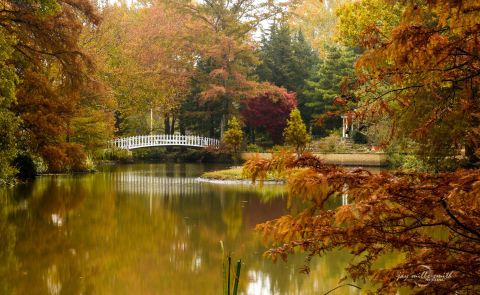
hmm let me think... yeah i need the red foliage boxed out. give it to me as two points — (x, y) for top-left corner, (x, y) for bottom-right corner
(241, 89), (297, 143)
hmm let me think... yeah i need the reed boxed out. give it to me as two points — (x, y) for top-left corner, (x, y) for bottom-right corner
(220, 241), (242, 295)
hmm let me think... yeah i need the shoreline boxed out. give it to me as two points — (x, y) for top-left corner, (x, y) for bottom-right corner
(196, 177), (285, 185)
(241, 152), (388, 167)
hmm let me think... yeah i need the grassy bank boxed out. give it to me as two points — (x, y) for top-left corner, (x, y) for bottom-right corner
(201, 167), (283, 182)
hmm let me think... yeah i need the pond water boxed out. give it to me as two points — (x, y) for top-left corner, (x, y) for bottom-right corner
(0, 163), (366, 295)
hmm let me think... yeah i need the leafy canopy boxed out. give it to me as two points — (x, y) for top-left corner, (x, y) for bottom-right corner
(241, 89), (297, 144)
(336, 0), (480, 169)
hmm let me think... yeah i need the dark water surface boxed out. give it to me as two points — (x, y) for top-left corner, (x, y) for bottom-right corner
(0, 163), (365, 295)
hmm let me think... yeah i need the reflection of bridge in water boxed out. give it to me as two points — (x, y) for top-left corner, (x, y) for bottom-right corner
(111, 172), (204, 196)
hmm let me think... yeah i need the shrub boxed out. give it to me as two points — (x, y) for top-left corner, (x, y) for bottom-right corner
(201, 145), (234, 163)
(41, 143), (89, 173)
(283, 108), (310, 156)
(223, 117), (244, 155)
(106, 148), (133, 162)
(64, 143), (89, 172)
(352, 130), (368, 144)
(13, 153), (36, 180)
(41, 145), (68, 173)
(245, 144), (263, 152)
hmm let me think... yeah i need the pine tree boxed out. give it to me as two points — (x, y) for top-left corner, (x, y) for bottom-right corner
(256, 23), (318, 93)
(256, 22), (296, 90)
(256, 23), (319, 134)
(303, 44), (358, 136)
(291, 30), (319, 92)
(283, 108), (310, 156)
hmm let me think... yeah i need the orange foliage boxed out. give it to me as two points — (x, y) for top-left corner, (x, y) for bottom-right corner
(246, 153), (480, 293)
(346, 0), (480, 166)
(41, 143), (88, 173)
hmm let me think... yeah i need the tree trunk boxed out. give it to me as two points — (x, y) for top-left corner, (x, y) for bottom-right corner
(220, 97), (229, 139)
(164, 114), (170, 135)
(171, 114), (176, 135)
(179, 113), (186, 135)
(220, 114), (226, 139)
(465, 140), (480, 167)
(209, 113), (215, 138)
(249, 127), (255, 144)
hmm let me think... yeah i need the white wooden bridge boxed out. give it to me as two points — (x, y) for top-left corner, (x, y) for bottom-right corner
(110, 134), (220, 150)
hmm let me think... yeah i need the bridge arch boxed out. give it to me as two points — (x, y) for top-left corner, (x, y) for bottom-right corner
(110, 134), (220, 150)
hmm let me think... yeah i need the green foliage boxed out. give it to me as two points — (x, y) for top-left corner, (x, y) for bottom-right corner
(387, 153), (432, 172)
(268, 145), (284, 153)
(256, 22), (319, 131)
(0, 32), (19, 185)
(245, 144), (263, 153)
(105, 148), (133, 162)
(303, 44), (358, 136)
(352, 130), (368, 144)
(223, 117), (244, 155)
(0, 111), (18, 185)
(310, 133), (370, 153)
(283, 109), (310, 155)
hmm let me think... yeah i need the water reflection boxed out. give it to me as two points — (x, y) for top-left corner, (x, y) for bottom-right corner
(1, 163), (373, 294)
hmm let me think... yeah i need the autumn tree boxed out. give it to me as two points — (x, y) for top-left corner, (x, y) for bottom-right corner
(242, 0), (480, 293)
(244, 153), (480, 294)
(1, 0), (109, 173)
(182, 0), (284, 137)
(241, 88), (297, 144)
(336, 0), (480, 169)
(222, 117), (244, 160)
(0, 33), (18, 184)
(256, 22), (319, 130)
(288, 0), (348, 51)
(90, 3), (196, 136)
(283, 108), (310, 156)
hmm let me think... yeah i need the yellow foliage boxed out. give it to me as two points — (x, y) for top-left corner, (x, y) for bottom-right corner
(287, 169), (330, 207)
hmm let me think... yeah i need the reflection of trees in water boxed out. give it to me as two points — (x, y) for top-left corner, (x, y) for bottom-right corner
(0, 192), (17, 295)
(6, 175), (108, 295)
(1, 164), (373, 294)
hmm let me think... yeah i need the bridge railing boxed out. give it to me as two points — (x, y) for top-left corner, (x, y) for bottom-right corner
(110, 134), (220, 150)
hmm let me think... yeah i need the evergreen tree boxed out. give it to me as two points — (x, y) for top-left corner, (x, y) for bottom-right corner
(256, 23), (318, 93)
(256, 22), (296, 90)
(283, 108), (310, 156)
(256, 22), (319, 134)
(291, 30), (319, 91)
(303, 44), (358, 136)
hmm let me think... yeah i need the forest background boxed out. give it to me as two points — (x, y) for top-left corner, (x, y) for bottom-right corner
(0, 0), (478, 181)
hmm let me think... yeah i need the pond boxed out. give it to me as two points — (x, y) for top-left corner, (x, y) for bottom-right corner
(0, 163), (367, 295)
